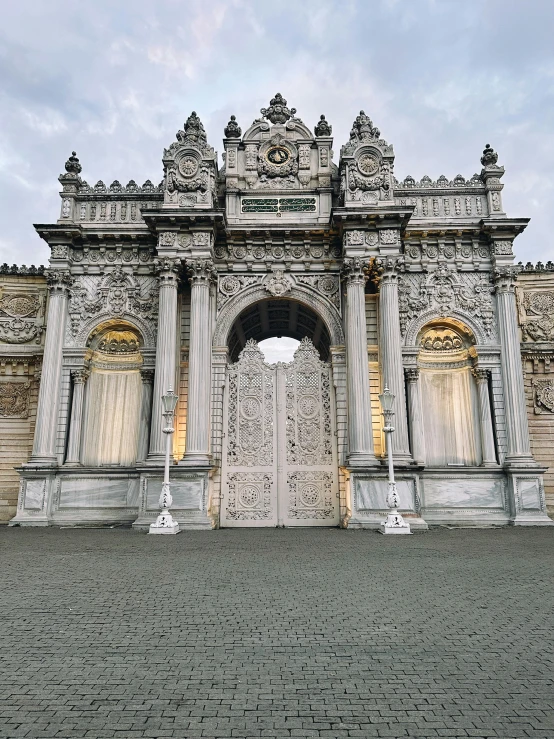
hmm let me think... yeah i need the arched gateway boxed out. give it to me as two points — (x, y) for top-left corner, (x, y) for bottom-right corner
(9, 94), (552, 528)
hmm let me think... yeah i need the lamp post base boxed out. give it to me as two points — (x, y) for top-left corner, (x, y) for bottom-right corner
(379, 511), (412, 535)
(149, 511), (180, 535)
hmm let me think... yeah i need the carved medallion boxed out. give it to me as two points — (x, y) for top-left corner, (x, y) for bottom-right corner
(0, 382), (30, 418)
(534, 379), (554, 414)
(267, 146), (290, 165)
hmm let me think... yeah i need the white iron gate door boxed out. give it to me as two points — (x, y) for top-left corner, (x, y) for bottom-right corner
(221, 338), (339, 527)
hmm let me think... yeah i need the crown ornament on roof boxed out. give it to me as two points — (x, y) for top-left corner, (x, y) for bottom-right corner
(349, 111), (380, 143)
(224, 115), (242, 138)
(64, 151), (82, 175)
(176, 111), (207, 145)
(480, 143), (498, 167)
(260, 93), (296, 124)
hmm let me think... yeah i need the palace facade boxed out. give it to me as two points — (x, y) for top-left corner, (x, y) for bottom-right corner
(1, 94), (553, 528)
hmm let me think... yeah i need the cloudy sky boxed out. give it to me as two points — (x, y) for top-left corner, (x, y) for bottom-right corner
(1, 0), (553, 270)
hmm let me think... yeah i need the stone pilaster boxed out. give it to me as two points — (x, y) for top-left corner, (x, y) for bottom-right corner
(29, 270), (72, 465)
(493, 266), (534, 464)
(65, 369), (89, 465)
(342, 258), (377, 467)
(182, 258), (216, 467)
(472, 368), (497, 467)
(148, 259), (180, 462)
(405, 368), (426, 465)
(377, 257), (411, 462)
(137, 368), (154, 462)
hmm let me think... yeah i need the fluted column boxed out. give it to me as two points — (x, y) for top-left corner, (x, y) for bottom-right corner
(183, 259), (216, 466)
(65, 369), (89, 465)
(30, 270), (72, 465)
(493, 266), (533, 463)
(343, 258), (377, 467)
(405, 368), (426, 465)
(472, 368), (497, 466)
(137, 368), (154, 462)
(148, 259), (180, 462)
(377, 257), (411, 461)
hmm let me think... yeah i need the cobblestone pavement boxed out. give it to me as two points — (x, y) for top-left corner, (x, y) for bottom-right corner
(1, 527), (554, 739)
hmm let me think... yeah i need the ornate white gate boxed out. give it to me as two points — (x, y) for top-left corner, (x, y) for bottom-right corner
(220, 338), (339, 527)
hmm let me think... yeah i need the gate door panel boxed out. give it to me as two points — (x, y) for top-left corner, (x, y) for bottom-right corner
(221, 338), (339, 527)
(281, 338), (339, 526)
(220, 340), (278, 527)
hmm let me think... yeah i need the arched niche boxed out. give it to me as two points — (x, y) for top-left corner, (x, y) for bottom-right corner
(81, 321), (144, 467)
(417, 319), (483, 467)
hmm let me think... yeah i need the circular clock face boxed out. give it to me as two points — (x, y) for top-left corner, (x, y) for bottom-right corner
(267, 146), (289, 165)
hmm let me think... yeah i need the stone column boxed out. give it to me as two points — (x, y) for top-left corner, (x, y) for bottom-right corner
(137, 368), (154, 462)
(65, 369), (89, 465)
(343, 258), (377, 467)
(30, 270), (72, 465)
(377, 257), (411, 462)
(405, 368), (426, 465)
(183, 259), (216, 466)
(472, 368), (497, 466)
(148, 259), (180, 462)
(493, 266), (534, 463)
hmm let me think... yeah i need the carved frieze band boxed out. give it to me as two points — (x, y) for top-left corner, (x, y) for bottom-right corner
(217, 271), (340, 311)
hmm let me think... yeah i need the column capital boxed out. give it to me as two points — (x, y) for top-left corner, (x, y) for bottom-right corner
(493, 265), (520, 293)
(70, 368), (89, 384)
(472, 367), (490, 384)
(342, 257), (369, 285)
(140, 367), (155, 384)
(45, 269), (73, 295)
(187, 258), (216, 285)
(154, 257), (181, 284)
(375, 255), (405, 283)
(405, 367), (420, 382)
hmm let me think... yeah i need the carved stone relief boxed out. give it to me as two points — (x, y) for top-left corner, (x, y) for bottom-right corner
(519, 290), (554, 342)
(398, 264), (495, 338)
(0, 382), (30, 417)
(533, 378), (554, 414)
(67, 267), (158, 345)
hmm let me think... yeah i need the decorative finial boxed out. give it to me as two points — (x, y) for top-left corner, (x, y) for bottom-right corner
(176, 111), (207, 145)
(314, 114), (332, 137)
(64, 151), (82, 175)
(480, 143), (498, 167)
(224, 114), (242, 138)
(260, 92), (296, 125)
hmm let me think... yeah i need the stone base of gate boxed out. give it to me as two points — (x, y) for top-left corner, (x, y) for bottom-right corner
(131, 467), (213, 530)
(346, 471), (429, 530)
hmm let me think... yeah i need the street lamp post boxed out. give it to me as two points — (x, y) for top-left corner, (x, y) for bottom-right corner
(378, 385), (411, 535)
(149, 387), (180, 535)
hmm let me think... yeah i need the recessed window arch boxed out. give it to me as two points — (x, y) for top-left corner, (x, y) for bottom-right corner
(80, 321), (144, 467)
(417, 319), (483, 467)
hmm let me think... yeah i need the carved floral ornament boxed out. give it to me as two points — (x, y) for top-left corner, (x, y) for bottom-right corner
(0, 381), (30, 418)
(520, 290), (554, 342)
(534, 378), (554, 414)
(264, 270), (292, 297)
(68, 267), (158, 339)
(398, 263), (495, 338)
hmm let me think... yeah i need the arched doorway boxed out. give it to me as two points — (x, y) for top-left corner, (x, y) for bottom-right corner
(218, 296), (341, 528)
